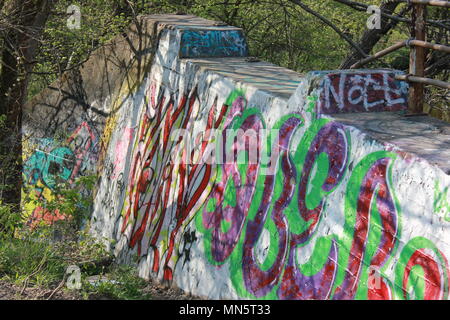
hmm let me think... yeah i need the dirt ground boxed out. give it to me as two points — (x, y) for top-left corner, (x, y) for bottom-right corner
(0, 278), (201, 300)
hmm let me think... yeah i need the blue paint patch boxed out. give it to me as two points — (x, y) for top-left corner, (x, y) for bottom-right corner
(24, 145), (75, 190)
(180, 29), (248, 58)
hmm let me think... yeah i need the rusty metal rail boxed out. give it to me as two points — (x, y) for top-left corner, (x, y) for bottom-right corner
(398, 0), (450, 7)
(395, 74), (450, 89)
(351, 40), (450, 69)
(351, 0), (449, 113)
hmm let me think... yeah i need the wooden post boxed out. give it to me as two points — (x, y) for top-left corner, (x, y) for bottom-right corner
(409, 3), (427, 114)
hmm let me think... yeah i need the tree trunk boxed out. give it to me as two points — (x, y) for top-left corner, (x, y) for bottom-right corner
(0, 0), (55, 210)
(339, 1), (405, 69)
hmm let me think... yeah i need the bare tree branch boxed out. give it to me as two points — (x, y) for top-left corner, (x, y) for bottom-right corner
(287, 0), (369, 58)
(339, 1), (409, 68)
(332, 0), (450, 30)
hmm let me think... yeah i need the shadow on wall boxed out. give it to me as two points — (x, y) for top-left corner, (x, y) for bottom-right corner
(22, 16), (161, 227)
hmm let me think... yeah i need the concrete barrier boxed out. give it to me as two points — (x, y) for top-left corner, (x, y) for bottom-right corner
(23, 14), (450, 300)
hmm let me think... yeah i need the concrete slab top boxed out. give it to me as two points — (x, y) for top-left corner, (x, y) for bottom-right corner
(142, 14), (242, 30)
(332, 111), (450, 174)
(186, 57), (304, 99)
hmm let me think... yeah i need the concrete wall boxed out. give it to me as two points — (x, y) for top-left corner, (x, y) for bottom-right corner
(23, 15), (450, 300)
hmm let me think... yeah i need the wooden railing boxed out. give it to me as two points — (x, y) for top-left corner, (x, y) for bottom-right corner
(351, 0), (450, 114)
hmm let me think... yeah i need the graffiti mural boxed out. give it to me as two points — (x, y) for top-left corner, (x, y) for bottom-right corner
(100, 78), (450, 300)
(193, 90), (449, 299)
(111, 80), (450, 300)
(395, 237), (449, 300)
(179, 29), (248, 58)
(316, 71), (408, 114)
(119, 81), (231, 281)
(23, 122), (98, 227)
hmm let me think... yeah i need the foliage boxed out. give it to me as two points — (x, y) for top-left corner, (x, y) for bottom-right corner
(80, 265), (151, 300)
(0, 166), (145, 299)
(0, 228), (109, 287)
(0, 202), (23, 240)
(29, 0), (133, 98)
(23, 174), (96, 233)
(0, 114), (23, 237)
(50, 175), (96, 229)
(0, 227), (151, 299)
(0, 236), (67, 287)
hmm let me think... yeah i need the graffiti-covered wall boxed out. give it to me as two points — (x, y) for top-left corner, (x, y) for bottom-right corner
(24, 15), (450, 300)
(22, 15), (158, 226)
